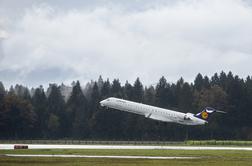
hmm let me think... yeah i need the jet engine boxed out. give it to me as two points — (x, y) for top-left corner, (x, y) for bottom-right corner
(184, 113), (194, 120)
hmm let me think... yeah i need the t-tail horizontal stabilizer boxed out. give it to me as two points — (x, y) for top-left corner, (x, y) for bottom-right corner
(195, 107), (226, 121)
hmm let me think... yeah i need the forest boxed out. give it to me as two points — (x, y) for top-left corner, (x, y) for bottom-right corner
(0, 71), (252, 140)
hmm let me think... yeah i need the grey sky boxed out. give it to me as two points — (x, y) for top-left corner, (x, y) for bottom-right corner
(1, 0), (252, 88)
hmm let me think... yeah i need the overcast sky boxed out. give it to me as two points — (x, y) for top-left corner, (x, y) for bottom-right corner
(1, 0), (252, 88)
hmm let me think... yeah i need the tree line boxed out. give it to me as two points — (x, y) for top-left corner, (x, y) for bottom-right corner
(0, 71), (252, 140)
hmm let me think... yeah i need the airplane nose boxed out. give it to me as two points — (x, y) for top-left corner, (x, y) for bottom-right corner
(100, 100), (105, 106)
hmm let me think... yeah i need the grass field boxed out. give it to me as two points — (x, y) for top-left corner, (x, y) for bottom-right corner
(1, 149), (252, 166)
(2, 140), (252, 146)
(185, 140), (252, 146)
(0, 140), (183, 146)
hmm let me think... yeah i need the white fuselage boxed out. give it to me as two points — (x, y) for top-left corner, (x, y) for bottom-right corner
(100, 97), (207, 125)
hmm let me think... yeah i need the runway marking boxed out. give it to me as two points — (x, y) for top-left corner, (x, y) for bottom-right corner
(4, 154), (201, 159)
(1, 144), (252, 150)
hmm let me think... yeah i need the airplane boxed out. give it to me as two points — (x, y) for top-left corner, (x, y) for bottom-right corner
(100, 97), (226, 125)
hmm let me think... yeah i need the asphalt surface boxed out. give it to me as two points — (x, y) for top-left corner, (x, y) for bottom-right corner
(3, 154), (201, 159)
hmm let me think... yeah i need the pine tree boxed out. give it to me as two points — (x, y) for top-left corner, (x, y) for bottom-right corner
(0, 81), (5, 99)
(0, 81), (5, 115)
(103, 79), (124, 139)
(124, 81), (133, 100)
(47, 84), (66, 138)
(97, 75), (104, 91)
(13, 84), (31, 101)
(155, 76), (168, 107)
(89, 82), (105, 138)
(203, 76), (211, 89)
(211, 73), (220, 86)
(66, 81), (89, 138)
(90, 82), (100, 109)
(111, 79), (122, 98)
(132, 78), (145, 139)
(176, 79), (193, 112)
(132, 77), (144, 102)
(155, 76), (175, 108)
(144, 86), (155, 105)
(1, 93), (37, 138)
(101, 79), (111, 98)
(32, 86), (47, 137)
(0, 81), (7, 137)
(194, 73), (204, 91)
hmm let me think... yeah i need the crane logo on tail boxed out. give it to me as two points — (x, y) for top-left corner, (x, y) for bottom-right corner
(201, 111), (209, 120)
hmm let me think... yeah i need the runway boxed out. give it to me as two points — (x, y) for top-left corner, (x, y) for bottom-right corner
(1, 144), (252, 150)
(3, 154), (201, 159)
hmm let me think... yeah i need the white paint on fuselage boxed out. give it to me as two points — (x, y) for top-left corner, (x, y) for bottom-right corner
(100, 97), (206, 125)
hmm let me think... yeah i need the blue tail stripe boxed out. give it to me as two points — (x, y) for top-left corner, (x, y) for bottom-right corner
(195, 107), (216, 121)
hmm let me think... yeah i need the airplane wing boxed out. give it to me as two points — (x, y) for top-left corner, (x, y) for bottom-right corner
(145, 113), (172, 122)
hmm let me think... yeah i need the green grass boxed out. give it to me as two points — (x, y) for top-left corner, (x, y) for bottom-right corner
(2, 157), (251, 166)
(185, 140), (252, 146)
(1, 149), (252, 166)
(2, 140), (252, 146)
(1, 149), (252, 157)
(0, 140), (183, 146)
(0, 140), (252, 146)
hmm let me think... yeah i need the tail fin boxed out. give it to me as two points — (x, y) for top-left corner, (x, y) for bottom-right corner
(195, 107), (226, 121)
